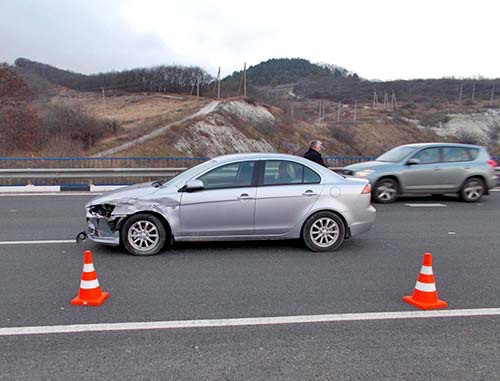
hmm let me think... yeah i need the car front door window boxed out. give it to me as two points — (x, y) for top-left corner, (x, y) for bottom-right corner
(412, 148), (440, 164)
(198, 161), (255, 189)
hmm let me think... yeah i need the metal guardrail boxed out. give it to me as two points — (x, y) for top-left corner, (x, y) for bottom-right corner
(0, 168), (184, 179)
(0, 157), (208, 170)
(0, 166), (497, 184)
(0, 156), (498, 186)
(0, 156), (379, 169)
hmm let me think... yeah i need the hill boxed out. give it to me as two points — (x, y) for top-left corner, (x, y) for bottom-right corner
(294, 76), (500, 104)
(14, 58), (213, 95)
(222, 58), (356, 87)
(1, 57), (499, 158)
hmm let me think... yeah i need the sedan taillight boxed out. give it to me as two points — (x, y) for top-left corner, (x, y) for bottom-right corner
(361, 184), (371, 194)
(487, 160), (497, 168)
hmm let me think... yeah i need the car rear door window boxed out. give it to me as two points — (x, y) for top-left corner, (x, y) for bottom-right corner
(198, 161), (255, 189)
(443, 147), (471, 162)
(303, 166), (321, 184)
(263, 160), (320, 185)
(467, 148), (479, 160)
(412, 148), (440, 164)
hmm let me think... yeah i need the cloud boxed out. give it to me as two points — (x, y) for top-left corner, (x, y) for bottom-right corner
(0, 0), (174, 73)
(1, 0), (499, 79)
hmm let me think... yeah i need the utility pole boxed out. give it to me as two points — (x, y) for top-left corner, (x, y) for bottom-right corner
(196, 76), (200, 97)
(101, 88), (106, 113)
(459, 83), (463, 101)
(490, 86), (496, 106)
(318, 101), (325, 125)
(243, 62), (247, 97)
(391, 90), (399, 111)
(373, 89), (379, 109)
(337, 102), (341, 121)
(217, 66), (221, 99)
(471, 84), (476, 101)
(383, 91), (389, 111)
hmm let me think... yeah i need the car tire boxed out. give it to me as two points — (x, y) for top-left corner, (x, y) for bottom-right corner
(373, 178), (399, 204)
(460, 177), (485, 203)
(121, 213), (167, 256)
(302, 212), (345, 252)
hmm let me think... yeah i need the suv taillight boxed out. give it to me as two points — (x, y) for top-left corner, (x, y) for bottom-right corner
(361, 184), (371, 194)
(487, 160), (497, 168)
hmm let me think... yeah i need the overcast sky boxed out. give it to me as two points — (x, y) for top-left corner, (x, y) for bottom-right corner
(1, 0), (499, 80)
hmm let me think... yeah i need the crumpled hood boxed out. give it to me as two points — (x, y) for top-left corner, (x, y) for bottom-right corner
(86, 182), (160, 207)
(344, 160), (391, 172)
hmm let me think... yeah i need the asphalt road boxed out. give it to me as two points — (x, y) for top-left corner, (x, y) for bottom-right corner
(0, 192), (499, 379)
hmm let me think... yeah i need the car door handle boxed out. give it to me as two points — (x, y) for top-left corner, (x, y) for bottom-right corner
(302, 190), (318, 196)
(433, 167), (441, 171)
(238, 193), (253, 200)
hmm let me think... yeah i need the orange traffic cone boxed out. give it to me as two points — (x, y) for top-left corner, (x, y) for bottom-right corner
(403, 252), (447, 310)
(71, 250), (109, 306)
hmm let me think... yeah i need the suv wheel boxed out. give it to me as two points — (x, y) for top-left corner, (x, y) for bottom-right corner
(460, 177), (485, 203)
(303, 212), (345, 252)
(121, 213), (167, 256)
(373, 178), (399, 203)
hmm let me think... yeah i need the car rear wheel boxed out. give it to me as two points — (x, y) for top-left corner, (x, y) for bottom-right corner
(303, 212), (345, 252)
(460, 177), (485, 202)
(373, 178), (399, 204)
(121, 213), (167, 256)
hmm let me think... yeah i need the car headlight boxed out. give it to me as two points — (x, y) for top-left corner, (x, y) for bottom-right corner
(354, 169), (374, 177)
(89, 204), (115, 218)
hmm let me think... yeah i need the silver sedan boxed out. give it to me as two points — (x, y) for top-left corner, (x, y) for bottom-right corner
(85, 153), (376, 255)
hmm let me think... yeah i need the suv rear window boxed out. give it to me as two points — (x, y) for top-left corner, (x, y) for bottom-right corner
(443, 147), (471, 162)
(467, 148), (480, 160)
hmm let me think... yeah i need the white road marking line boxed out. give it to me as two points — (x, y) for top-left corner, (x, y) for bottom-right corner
(491, 188), (500, 192)
(0, 240), (75, 245)
(1, 308), (499, 336)
(405, 203), (447, 207)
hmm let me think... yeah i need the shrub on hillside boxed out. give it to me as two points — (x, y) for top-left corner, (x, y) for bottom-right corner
(0, 105), (43, 152)
(331, 125), (355, 147)
(42, 104), (119, 149)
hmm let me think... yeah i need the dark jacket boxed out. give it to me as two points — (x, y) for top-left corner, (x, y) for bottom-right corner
(303, 148), (327, 167)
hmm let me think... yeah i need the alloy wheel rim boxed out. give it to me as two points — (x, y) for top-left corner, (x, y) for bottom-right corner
(464, 181), (483, 201)
(377, 182), (397, 201)
(128, 220), (159, 252)
(310, 217), (339, 248)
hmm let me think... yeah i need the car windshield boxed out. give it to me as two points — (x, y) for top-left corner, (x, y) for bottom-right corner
(376, 146), (418, 162)
(163, 160), (216, 188)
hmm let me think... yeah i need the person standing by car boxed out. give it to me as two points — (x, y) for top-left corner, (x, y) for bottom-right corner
(304, 140), (327, 167)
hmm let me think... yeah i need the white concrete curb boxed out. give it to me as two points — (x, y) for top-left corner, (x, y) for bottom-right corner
(0, 185), (61, 193)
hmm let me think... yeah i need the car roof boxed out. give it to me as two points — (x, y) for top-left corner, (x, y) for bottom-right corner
(211, 152), (312, 163)
(400, 142), (484, 149)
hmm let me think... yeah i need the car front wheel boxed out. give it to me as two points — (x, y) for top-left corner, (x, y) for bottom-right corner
(460, 177), (485, 202)
(121, 213), (167, 256)
(373, 178), (399, 203)
(303, 212), (345, 252)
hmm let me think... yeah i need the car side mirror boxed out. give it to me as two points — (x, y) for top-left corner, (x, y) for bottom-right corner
(407, 158), (420, 165)
(184, 179), (204, 192)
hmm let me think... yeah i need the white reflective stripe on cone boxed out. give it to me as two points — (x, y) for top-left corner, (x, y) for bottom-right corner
(83, 263), (95, 273)
(419, 265), (433, 275)
(415, 281), (436, 292)
(80, 279), (100, 289)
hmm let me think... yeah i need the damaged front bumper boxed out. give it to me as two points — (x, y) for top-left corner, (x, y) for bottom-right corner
(86, 216), (120, 246)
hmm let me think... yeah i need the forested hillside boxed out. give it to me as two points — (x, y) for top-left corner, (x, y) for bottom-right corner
(14, 58), (213, 94)
(222, 58), (356, 88)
